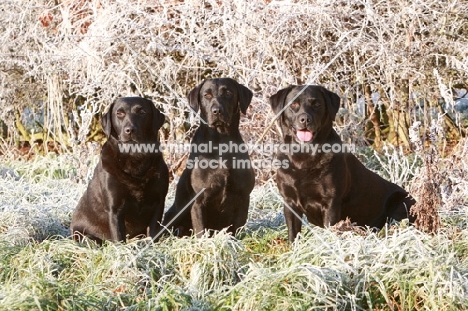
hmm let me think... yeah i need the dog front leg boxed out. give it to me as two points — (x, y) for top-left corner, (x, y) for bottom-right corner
(323, 201), (341, 227)
(148, 209), (163, 241)
(284, 203), (303, 243)
(230, 196), (250, 236)
(109, 211), (126, 242)
(148, 197), (165, 240)
(191, 199), (206, 238)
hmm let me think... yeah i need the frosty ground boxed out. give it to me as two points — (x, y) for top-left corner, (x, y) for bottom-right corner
(0, 152), (467, 310)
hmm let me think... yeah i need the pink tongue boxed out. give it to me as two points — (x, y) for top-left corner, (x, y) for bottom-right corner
(296, 130), (313, 142)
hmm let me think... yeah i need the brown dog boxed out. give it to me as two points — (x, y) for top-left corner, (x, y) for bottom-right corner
(270, 85), (415, 242)
(71, 97), (169, 244)
(163, 78), (255, 237)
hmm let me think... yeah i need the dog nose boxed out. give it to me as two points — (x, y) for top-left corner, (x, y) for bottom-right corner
(211, 105), (223, 115)
(298, 113), (311, 125)
(124, 126), (135, 135)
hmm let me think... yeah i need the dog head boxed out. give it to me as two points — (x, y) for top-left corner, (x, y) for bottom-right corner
(187, 78), (253, 134)
(101, 97), (165, 143)
(269, 85), (340, 143)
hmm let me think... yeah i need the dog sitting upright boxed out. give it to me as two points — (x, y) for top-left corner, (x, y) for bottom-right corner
(269, 85), (415, 242)
(71, 97), (169, 244)
(163, 78), (255, 237)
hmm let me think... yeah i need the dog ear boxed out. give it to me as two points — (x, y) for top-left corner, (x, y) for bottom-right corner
(187, 80), (205, 113)
(320, 87), (341, 120)
(236, 83), (253, 114)
(149, 99), (165, 136)
(101, 101), (114, 138)
(269, 85), (295, 115)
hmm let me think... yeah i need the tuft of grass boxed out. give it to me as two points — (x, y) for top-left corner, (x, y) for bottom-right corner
(355, 145), (422, 189)
(225, 226), (468, 310)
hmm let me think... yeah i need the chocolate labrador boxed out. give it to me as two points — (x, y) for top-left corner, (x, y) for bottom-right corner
(71, 97), (169, 244)
(163, 78), (255, 237)
(269, 85), (415, 242)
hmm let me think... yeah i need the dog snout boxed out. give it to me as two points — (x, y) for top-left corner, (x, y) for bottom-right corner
(211, 104), (223, 115)
(298, 113), (311, 126)
(124, 125), (136, 135)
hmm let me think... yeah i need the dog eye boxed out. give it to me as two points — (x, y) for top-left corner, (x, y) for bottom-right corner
(204, 93), (213, 99)
(116, 110), (125, 118)
(225, 90), (232, 97)
(290, 102), (299, 109)
(309, 99), (320, 108)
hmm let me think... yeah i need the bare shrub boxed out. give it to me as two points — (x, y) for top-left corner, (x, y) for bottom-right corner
(409, 121), (442, 233)
(0, 0), (466, 144)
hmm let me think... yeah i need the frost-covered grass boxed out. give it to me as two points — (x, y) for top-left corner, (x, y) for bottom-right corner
(1, 154), (468, 310)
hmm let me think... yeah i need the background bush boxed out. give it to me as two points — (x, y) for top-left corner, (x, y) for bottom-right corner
(1, 0), (467, 162)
